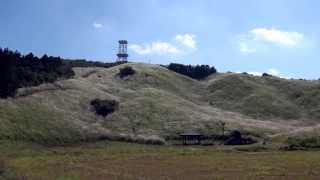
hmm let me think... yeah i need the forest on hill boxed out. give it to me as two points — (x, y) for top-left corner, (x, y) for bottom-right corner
(0, 48), (218, 98)
(0, 48), (126, 98)
(167, 63), (217, 80)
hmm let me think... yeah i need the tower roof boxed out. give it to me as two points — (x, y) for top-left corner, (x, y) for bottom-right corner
(117, 53), (128, 58)
(119, 40), (128, 44)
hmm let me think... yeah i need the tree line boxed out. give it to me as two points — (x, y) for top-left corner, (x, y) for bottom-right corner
(0, 48), (217, 98)
(0, 48), (126, 98)
(0, 48), (75, 98)
(167, 63), (217, 80)
(63, 59), (126, 68)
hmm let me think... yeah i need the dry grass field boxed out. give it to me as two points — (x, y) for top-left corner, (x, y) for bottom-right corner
(2, 63), (320, 179)
(1, 141), (320, 180)
(1, 63), (320, 145)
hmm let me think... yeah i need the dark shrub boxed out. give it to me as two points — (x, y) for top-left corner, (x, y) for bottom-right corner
(231, 130), (242, 139)
(91, 99), (119, 117)
(167, 63), (217, 80)
(262, 73), (272, 77)
(119, 66), (135, 78)
(224, 130), (257, 145)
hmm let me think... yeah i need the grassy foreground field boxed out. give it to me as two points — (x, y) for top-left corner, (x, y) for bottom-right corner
(2, 63), (320, 179)
(1, 141), (320, 180)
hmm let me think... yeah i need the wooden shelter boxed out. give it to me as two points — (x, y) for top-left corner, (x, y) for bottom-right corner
(180, 132), (203, 145)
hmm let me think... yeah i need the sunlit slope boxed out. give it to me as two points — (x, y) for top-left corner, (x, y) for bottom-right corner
(1, 63), (319, 144)
(0, 63), (215, 144)
(207, 73), (320, 120)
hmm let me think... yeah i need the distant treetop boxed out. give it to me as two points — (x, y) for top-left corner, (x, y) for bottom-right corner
(167, 63), (217, 80)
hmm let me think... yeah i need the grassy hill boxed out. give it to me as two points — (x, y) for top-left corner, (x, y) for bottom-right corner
(207, 73), (320, 120)
(1, 63), (320, 145)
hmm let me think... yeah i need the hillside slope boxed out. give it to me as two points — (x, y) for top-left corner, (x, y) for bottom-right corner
(0, 63), (319, 144)
(207, 73), (320, 120)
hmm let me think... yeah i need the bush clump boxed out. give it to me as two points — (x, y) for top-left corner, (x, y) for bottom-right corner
(119, 66), (135, 78)
(91, 99), (119, 117)
(262, 73), (272, 77)
(224, 130), (257, 145)
(167, 63), (217, 80)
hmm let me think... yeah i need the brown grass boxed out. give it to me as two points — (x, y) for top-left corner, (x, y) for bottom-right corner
(2, 141), (320, 180)
(1, 63), (320, 145)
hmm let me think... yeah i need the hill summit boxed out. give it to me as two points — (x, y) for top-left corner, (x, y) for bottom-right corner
(1, 63), (320, 145)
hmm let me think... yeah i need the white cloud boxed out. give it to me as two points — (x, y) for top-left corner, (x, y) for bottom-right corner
(239, 42), (256, 53)
(250, 28), (304, 46)
(267, 68), (280, 76)
(93, 22), (103, 29)
(235, 27), (305, 54)
(247, 71), (263, 76)
(129, 33), (197, 56)
(129, 42), (181, 55)
(267, 68), (290, 79)
(175, 34), (197, 49)
(244, 68), (289, 79)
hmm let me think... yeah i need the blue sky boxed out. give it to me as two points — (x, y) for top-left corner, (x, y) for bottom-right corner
(1, 0), (320, 79)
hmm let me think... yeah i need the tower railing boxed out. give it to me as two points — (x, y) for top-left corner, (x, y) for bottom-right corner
(117, 40), (128, 62)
